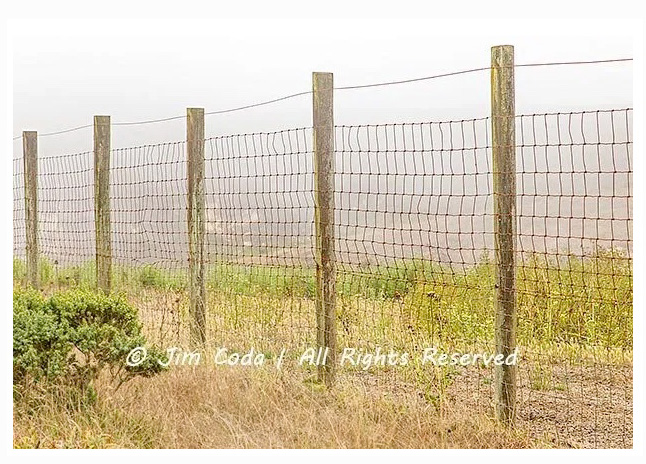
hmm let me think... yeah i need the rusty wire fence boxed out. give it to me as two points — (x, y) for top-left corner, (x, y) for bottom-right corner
(13, 61), (633, 448)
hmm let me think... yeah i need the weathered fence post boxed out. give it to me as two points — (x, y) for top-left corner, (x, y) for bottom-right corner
(491, 45), (517, 424)
(94, 116), (112, 293)
(187, 108), (207, 346)
(23, 131), (39, 288)
(313, 72), (337, 386)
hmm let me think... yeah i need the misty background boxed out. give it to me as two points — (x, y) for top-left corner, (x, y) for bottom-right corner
(11, 21), (633, 270)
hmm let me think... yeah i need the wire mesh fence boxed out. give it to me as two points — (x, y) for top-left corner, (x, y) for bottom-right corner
(203, 129), (317, 350)
(12, 61), (633, 447)
(513, 109), (632, 447)
(12, 156), (25, 262)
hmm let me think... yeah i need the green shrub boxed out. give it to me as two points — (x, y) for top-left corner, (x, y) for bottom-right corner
(13, 288), (166, 394)
(13, 290), (69, 380)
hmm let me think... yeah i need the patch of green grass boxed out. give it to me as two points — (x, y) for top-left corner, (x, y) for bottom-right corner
(16, 248), (632, 351)
(54, 261), (96, 289)
(133, 265), (186, 290)
(13, 258), (26, 282)
(207, 264), (314, 298)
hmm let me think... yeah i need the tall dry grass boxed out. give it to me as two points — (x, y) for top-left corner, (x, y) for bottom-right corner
(14, 365), (542, 449)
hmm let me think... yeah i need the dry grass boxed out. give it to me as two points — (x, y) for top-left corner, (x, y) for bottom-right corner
(14, 365), (543, 449)
(12, 254), (633, 449)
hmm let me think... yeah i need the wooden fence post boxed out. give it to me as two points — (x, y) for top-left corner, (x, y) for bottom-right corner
(491, 45), (517, 424)
(94, 116), (112, 293)
(23, 131), (38, 288)
(313, 72), (337, 386)
(187, 107), (207, 346)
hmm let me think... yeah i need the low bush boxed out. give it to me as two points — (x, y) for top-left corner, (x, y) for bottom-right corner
(13, 288), (166, 398)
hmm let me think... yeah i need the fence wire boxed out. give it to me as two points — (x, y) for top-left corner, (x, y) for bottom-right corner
(13, 156), (25, 261)
(12, 108), (632, 448)
(333, 110), (632, 447)
(202, 128), (316, 349)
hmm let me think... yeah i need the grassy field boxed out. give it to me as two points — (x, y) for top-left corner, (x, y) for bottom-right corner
(13, 250), (633, 448)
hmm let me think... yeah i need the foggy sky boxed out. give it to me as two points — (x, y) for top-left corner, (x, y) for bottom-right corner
(12, 20), (633, 157)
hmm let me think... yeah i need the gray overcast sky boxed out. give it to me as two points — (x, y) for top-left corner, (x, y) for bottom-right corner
(11, 18), (634, 156)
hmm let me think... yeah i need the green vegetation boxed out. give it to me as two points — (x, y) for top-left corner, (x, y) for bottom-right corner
(397, 250), (632, 348)
(13, 257), (26, 281)
(13, 248), (632, 351)
(13, 288), (166, 397)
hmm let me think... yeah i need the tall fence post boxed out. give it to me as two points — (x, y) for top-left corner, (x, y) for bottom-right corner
(94, 116), (112, 293)
(187, 107), (207, 346)
(313, 72), (337, 386)
(491, 45), (517, 424)
(23, 131), (39, 288)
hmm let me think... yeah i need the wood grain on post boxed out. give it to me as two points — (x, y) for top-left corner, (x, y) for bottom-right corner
(313, 72), (337, 386)
(23, 131), (39, 288)
(491, 45), (517, 425)
(187, 108), (207, 346)
(94, 116), (112, 293)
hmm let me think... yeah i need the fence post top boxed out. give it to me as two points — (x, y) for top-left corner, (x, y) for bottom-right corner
(312, 72), (334, 90)
(94, 115), (110, 123)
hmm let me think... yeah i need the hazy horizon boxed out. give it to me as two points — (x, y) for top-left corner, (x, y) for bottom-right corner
(11, 20), (633, 270)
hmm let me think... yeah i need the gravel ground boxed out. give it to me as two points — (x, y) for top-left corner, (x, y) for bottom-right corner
(445, 359), (633, 448)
